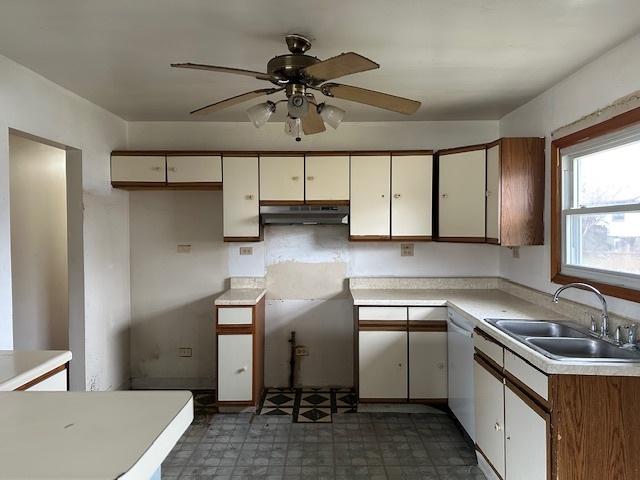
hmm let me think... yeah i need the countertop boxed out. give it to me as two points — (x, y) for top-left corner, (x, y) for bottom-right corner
(0, 350), (72, 391)
(0, 390), (193, 479)
(215, 288), (266, 306)
(351, 287), (640, 377)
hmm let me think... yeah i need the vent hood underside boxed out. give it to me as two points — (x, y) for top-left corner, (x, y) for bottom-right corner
(260, 205), (349, 225)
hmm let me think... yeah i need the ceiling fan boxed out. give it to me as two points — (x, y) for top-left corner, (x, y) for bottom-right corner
(172, 34), (421, 141)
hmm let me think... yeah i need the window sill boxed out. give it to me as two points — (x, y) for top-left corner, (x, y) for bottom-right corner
(552, 272), (640, 303)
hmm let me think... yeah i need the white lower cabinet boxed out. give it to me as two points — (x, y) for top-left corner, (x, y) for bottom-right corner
(217, 335), (253, 402)
(474, 359), (505, 479)
(409, 331), (447, 399)
(358, 330), (407, 399)
(505, 385), (548, 480)
(25, 369), (67, 391)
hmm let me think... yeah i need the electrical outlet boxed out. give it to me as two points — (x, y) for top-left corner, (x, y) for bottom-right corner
(295, 346), (309, 356)
(177, 244), (191, 254)
(178, 347), (192, 357)
(239, 247), (253, 256)
(400, 243), (414, 257)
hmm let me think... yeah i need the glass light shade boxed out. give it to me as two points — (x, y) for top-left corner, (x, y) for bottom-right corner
(319, 104), (345, 129)
(246, 101), (275, 128)
(284, 115), (302, 140)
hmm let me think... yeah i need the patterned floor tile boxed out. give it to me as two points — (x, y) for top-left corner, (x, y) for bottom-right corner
(299, 392), (331, 407)
(295, 407), (332, 423)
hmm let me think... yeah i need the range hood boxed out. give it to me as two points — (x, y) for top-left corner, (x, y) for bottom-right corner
(260, 205), (349, 225)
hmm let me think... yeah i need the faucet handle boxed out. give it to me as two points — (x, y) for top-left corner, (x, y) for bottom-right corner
(590, 316), (598, 333)
(615, 325), (623, 344)
(626, 324), (638, 346)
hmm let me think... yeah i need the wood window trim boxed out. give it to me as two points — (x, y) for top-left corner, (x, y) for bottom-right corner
(550, 106), (640, 303)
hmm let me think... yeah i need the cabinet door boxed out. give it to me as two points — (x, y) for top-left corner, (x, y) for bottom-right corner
(218, 334), (253, 401)
(111, 155), (166, 183)
(305, 155), (349, 202)
(409, 331), (447, 399)
(222, 156), (260, 239)
(25, 369), (68, 391)
(167, 156), (222, 183)
(505, 384), (548, 480)
(391, 154), (433, 238)
(350, 155), (391, 238)
(359, 330), (407, 399)
(486, 144), (501, 243)
(259, 155), (304, 202)
(438, 149), (486, 238)
(474, 358), (505, 478)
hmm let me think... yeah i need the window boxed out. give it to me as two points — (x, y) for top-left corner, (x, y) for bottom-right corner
(551, 107), (640, 301)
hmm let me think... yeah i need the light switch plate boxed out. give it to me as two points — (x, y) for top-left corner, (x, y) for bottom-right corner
(400, 243), (414, 257)
(239, 247), (253, 256)
(177, 244), (191, 254)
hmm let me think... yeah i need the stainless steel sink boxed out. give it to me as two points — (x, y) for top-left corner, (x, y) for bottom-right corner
(492, 320), (588, 338)
(485, 318), (640, 363)
(526, 337), (640, 362)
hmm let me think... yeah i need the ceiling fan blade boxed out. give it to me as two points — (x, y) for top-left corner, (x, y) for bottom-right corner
(172, 63), (274, 82)
(302, 95), (326, 135)
(190, 88), (283, 115)
(321, 83), (421, 114)
(301, 52), (379, 83)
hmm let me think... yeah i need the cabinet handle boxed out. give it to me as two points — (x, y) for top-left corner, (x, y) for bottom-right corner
(398, 363), (402, 367)
(307, 176), (315, 181)
(292, 176), (300, 181)
(381, 194), (385, 198)
(486, 190), (491, 197)
(494, 423), (502, 432)
(151, 166), (162, 171)
(245, 194), (254, 200)
(441, 193), (448, 198)
(168, 167), (177, 172)
(237, 366), (248, 373)
(506, 435), (511, 440)
(393, 194), (401, 199)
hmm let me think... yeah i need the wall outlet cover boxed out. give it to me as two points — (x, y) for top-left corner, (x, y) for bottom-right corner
(178, 347), (192, 357)
(400, 243), (414, 257)
(295, 346), (309, 356)
(177, 244), (192, 254)
(239, 247), (253, 256)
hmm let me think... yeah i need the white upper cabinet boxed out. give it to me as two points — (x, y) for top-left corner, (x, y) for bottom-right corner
(486, 144), (501, 242)
(391, 154), (433, 238)
(259, 155), (304, 202)
(166, 155), (222, 183)
(438, 148), (486, 239)
(305, 155), (350, 202)
(222, 156), (260, 239)
(111, 155), (166, 183)
(350, 155), (391, 238)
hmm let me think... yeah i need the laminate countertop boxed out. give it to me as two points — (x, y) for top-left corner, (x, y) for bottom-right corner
(215, 288), (266, 306)
(0, 390), (193, 479)
(0, 350), (72, 391)
(351, 287), (640, 377)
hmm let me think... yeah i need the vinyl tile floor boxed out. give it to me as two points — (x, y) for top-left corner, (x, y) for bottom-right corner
(161, 410), (485, 480)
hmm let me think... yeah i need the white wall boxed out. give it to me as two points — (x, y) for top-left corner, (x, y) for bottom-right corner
(9, 135), (68, 350)
(499, 32), (640, 319)
(0, 54), (130, 390)
(127, 120), (500, 388)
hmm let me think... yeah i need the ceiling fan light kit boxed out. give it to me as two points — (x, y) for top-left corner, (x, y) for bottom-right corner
(172, 34), (421, 140)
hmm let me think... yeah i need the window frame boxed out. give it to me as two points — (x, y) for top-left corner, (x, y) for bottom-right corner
(551, 106), (640, 302)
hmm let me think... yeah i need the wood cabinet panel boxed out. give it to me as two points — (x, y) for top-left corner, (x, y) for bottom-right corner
(350, 155), (391, 238)
(409, 331), (447, 399)
(222, 156), (260, 240)
(217, 334), (253, 401)
(166, 155), (222, 183)
(438, 149), (486, 238)
(305, 155), (350, 201)
(391, 154), (433, 238)
(111, 155), (166, 183)
(358, 330), (407, 399)
(259, 156), (304, 202)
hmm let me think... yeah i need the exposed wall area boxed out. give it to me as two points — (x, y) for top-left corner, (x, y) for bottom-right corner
(9, 134), (68, 351)
(498, 32), (640, 320)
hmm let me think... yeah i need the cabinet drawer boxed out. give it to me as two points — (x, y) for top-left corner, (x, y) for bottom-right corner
(218, 307), (253, 325)
(167, 155), (222, 183)
(111, 155), (166, 183)
(474, 330), (504, 367)
(504, 350), (548, 401)
(218, 335), (253, 401)
(359, 307), (407, 321)
(408, 306), (447, 321)
(24, 369), (67, 391)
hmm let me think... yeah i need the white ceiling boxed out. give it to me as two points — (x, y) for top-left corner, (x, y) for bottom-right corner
(1, 0), (639, 122)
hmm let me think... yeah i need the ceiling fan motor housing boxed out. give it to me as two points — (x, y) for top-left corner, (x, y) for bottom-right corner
(267, 54), (320, 85)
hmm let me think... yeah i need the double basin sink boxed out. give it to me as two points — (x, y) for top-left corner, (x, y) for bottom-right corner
(485, 319), (640, 363)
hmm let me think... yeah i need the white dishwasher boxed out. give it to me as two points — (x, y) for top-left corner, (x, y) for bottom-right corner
(447, 309), (475, 441)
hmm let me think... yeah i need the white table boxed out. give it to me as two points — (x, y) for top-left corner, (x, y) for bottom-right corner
(0, 391), (193, 479)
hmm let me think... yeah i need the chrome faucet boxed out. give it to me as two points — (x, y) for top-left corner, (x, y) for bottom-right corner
(552, 283), (609, 338)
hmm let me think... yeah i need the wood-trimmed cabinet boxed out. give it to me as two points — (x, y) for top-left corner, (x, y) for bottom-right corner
(259, 155), (304, 204)
(14, 363), (69, 391)
(355, 305), (447, 402)
(216, 299), (265, 406)
(305, 154), (350, 203)
(222, 156), (260, 241)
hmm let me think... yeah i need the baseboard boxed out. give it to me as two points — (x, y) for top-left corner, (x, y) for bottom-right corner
(131, 377), (214, 390)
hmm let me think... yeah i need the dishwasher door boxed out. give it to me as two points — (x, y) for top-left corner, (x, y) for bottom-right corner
(447, 311), (475, 441)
